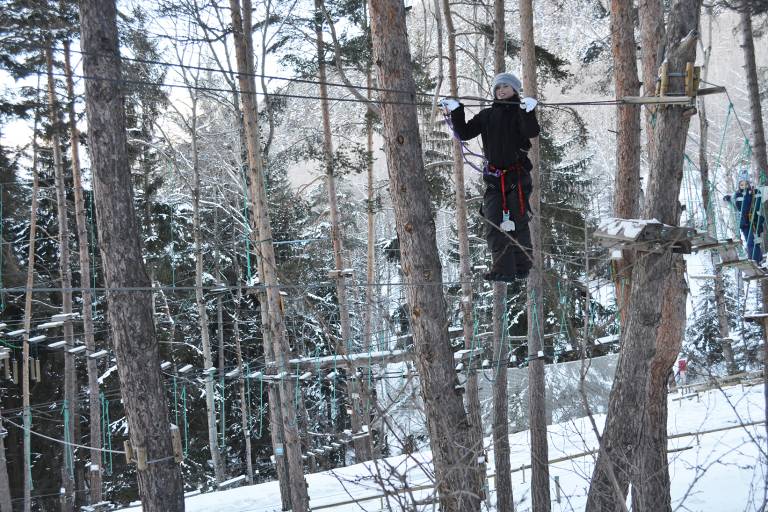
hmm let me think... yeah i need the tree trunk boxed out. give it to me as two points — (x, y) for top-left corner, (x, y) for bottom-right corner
(491, 282), (513, 510)
(21, 106), (41, 512)
(738, 2), (768, 465)
(740, 9), (768, 181)
(229, 0), (309, 509)
(519, 0), (550, 509)
(78, 2), (185, 510)
(632, 255), (686, 512)
(639, 0), (664, 151)
(441, 0), (485, 499)
(314, 0), (372, 462)
(696, 10), (737, 375)
(233, 86), (291, 504)
(494, 0), (505, 75)
(0, 408), (11, 512)
(363, 66), (379, 455)
(63, 39), (102, 504)
(45, 45), (78, 512)
(587, 1), (701, 510)
(216, 271), (225, 455)
(368, 1), (481, 509)
(491, 3), (514, 508)
(233, 280), (254, 483)
(190, 95), (226, 484)
(609, 0), (642, 327)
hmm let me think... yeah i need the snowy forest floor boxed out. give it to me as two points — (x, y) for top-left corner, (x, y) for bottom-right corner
(119, 382), (766, 512)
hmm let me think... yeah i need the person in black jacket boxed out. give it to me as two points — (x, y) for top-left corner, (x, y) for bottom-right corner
(441, 73), (540, 282)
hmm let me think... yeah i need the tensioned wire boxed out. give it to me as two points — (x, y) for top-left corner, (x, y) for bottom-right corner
(26, 45), (628, 109)
(1, 63), (629, 110)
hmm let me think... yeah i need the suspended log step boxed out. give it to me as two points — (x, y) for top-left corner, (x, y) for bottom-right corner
(37, 321), (64, 329)
(743, 311), (768, 323)
(328, 268), (354, 279)
(51, 312), (80, 322)
(720, 258), (766, 280)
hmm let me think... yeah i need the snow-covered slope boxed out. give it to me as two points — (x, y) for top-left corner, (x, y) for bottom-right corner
(119, 381), (766, 511)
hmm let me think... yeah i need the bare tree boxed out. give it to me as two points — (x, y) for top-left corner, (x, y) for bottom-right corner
(695, 8), (738, 375)
(368, 0), (482, 509)
(229, 0), (310, 509)
(21, 98), (41, 512)
(63, 39), (102, 504)
(45, 43), (78, 512)
(519, 0), (550, 508)
(314, 0), (372, 462)
(440, 0), (486, 499)
(488, 0), (515, 508)
(79, 1), (185, 509)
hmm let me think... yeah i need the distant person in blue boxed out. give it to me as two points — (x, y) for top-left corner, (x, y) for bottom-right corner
(440, 73), (540, 282)
(724, 174), (765, 264)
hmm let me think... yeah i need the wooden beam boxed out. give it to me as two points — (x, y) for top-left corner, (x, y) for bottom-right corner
(622, 95), (692, 105)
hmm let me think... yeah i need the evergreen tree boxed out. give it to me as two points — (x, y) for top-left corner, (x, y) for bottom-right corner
(685, 272), (762, 375)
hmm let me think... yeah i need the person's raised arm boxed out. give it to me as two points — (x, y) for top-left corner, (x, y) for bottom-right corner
(444, 100), (484, 141)
(520, 97), (540, 139)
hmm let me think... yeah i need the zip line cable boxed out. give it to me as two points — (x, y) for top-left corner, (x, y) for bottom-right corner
(2, 63), (629, 110)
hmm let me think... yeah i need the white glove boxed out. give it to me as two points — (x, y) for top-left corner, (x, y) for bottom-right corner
(520, 97), (537, 112)
(439, 98), (460, 112)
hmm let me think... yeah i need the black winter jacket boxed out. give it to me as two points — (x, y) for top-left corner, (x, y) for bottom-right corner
(450, 99), (540, 172)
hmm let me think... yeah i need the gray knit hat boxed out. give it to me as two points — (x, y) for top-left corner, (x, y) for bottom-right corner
(492, 73), (522, 95)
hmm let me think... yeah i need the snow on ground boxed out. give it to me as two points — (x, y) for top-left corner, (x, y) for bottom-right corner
(120, 382), (766, 511)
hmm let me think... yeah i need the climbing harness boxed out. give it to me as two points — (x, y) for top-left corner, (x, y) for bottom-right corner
(489, 163), (527, 232)
(442, 111), (528, 232)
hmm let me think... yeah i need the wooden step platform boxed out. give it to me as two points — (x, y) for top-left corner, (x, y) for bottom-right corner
(594, 218), (714, 254)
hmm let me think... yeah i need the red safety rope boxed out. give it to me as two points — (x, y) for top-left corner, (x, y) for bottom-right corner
(491, 163), (527, 218)
(516, 169), (526, 217)
(500, 172), (509, 217)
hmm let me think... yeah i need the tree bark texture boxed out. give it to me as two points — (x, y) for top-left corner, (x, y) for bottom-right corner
(234, 89), (291, 505)
(78, 2), (185, 510)
(229, 0), (309, 509)
(609, 0), (641, 328)
(0, 409), (11, 512)
(46, 45), (78, 512)
(191, 96), (226, 484)
(315, 0), (372, 462)
(441, 0), (486, 498)
(491, 282), (513, 511)
(632, 255), (686, 512)
(639, 0), (664, 148)
(233, 283), (254, 483)
(519, 0), (550, 509)
(587, 1), (701, 510)
(63, 39), (103, 503)
(21, 114), (40, 512)
(740, 9), (768, 181)
(368, 0), (482, 509)
(363, 67), (377, 411)
(494, 0), (505, 74)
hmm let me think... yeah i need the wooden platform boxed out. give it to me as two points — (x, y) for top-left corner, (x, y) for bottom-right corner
(711, 240), (768, 280)
(593, 218), (714, 254)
